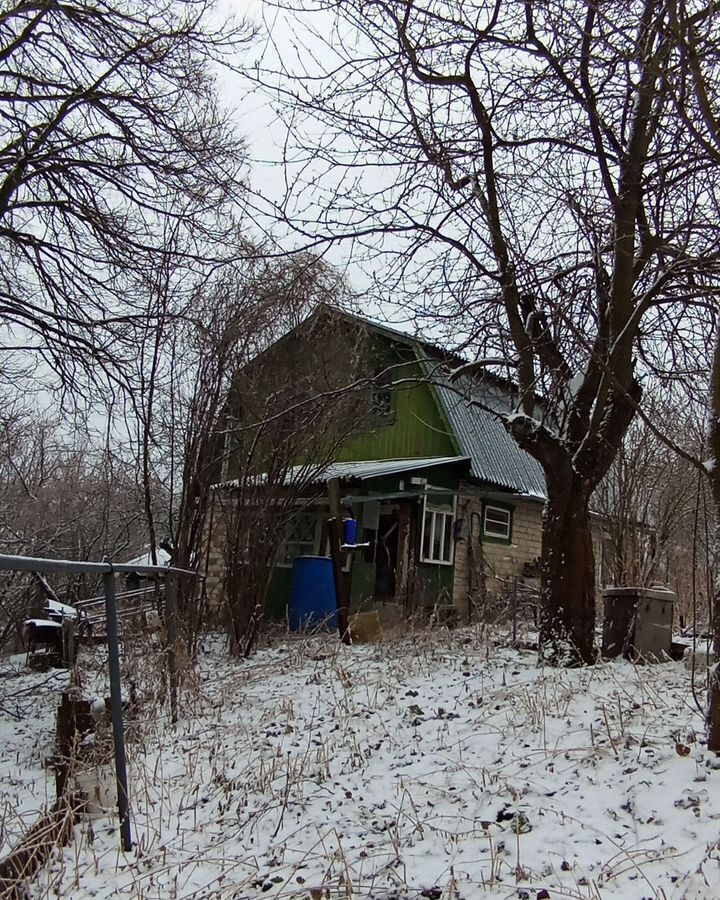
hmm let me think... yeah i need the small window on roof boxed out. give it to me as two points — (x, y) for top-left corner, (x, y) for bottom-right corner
(482, 503), (513, 543)
(420, 494), (455, 564)
(371, 366), (393, 417)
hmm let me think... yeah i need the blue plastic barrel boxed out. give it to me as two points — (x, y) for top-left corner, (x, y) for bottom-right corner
(289, 556), (337, 632)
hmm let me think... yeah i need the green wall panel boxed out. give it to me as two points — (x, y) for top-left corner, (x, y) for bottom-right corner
(266, 567), (292, 622)
(337, 356), (458, 462)
(414, 563), (455, 607)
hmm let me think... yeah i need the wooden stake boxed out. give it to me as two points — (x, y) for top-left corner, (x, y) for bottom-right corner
(103, 571), (132, 852)
(327, 477), (351, 645)
(164, 573), (178, 725)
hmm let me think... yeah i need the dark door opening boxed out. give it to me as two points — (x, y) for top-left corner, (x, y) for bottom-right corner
(374, 511), (399, 601)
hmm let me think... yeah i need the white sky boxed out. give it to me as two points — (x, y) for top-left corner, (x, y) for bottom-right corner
(215, 0), (390, 315)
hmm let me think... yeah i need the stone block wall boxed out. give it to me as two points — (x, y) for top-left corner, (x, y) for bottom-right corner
(452, 484), (605, 617)
(199, 491), (230, 620)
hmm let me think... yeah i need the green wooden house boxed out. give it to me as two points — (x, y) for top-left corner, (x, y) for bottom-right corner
(206, 305), (605, 624)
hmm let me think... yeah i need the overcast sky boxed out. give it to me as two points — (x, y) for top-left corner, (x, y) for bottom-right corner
(215, 1), (391, 314)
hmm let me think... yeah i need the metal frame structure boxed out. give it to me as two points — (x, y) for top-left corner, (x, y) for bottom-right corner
(1, 553), (196, 853)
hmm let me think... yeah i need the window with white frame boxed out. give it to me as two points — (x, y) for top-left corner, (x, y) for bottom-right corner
(482, 503), (513, 543)
(421, 493), (455, 564)
(279, 512), (319, 565)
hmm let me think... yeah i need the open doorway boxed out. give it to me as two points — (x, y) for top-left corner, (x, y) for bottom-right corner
(374, 509), (399, 601)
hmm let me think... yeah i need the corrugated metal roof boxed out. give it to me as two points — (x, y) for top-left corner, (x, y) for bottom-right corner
(432, 374), (547, 498)
(322, 309), (546, 497)
(213, 457), (470, 490)
(324, 456), (470, 482)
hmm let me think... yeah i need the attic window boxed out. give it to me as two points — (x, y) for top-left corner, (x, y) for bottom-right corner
(371, 366), (392, 417)
(482, 503), (513, 543)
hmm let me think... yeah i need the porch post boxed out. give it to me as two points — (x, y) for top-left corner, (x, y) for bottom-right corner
(327, 477), (351, 644)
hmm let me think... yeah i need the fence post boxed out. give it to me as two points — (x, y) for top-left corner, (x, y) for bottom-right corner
(103, 570), (132, 852)
(164, 573), (178, 725)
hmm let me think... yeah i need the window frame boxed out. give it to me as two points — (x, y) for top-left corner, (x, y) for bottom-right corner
(370, 365), (394, 419)
(278, 511), (321, 567)
(482, 502), (513, 545)
(419, 490), (456, 566)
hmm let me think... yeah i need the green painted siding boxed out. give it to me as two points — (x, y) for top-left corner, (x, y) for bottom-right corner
(349, 560), (376, 611)
(267, 567), (292, 622)
(259, 329), (463, 624)
(337, 355), (458, 462)
(415, 563), (455, 607)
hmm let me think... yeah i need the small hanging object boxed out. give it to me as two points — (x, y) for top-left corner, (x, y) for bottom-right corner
(340, 515), (370, 551)
(342, 516), (358, 546)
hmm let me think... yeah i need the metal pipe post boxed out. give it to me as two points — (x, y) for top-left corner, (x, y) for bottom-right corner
(164, 573), (178, 725)
(327, 478), (351, 645)
(103, 570), (133, 852)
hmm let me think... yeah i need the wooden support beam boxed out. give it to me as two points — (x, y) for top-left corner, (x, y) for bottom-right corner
(327, 477), (351, 645)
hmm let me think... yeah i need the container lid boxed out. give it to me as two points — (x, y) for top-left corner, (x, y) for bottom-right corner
(602, 586), (676, 602)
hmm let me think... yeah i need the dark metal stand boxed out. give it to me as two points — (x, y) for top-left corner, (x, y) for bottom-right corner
(103, 571), (132, 852)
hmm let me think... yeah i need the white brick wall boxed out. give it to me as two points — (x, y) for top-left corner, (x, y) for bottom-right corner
(452, 483), (604, 616)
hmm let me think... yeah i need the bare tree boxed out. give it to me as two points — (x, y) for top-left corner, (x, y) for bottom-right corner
(132, 251), (349, 654)
(0, 400), (148, 651)
(646, 0), (720, 748)
(0, 0), (252, 392)
(595, 394), (705, 591)
(252, 0), (720, 664)
(217, 309), (371, 656)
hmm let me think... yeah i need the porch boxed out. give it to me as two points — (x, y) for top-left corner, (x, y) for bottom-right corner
(265, 457), (471, 622)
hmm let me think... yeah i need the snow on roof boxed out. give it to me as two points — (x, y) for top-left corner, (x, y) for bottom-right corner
(23, 618), (62, 629)
(122, 547), (172, 569)
(323, 456), (470, 481)
(44, 599), (79, 620)
(214, 457), (470, 491)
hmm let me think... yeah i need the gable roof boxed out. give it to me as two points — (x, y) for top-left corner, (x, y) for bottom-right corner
(322, 306), (547, 498)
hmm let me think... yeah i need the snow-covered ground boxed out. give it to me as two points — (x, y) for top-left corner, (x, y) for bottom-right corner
(0, 654), (68, 857)
(4, 627), (720, 899)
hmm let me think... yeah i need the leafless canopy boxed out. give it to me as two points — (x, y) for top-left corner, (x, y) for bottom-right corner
(0, 0), (252, 391)
(253, 0), (720, 662)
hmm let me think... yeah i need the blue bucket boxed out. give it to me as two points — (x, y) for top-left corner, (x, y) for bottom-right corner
(343, 517), (358, 545)
(289, 556), (337, 632)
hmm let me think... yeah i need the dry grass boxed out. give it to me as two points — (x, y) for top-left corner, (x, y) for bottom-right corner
(5, 622), (711, 899)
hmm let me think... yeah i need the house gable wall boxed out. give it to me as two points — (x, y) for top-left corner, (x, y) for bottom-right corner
(336, 341), (458, 462)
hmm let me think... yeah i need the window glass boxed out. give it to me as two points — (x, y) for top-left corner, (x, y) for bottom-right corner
(442, 514), (453, 561)
(421, 496), (454, 564)
(423, 510), (433, 559)
(483, 505), (511, 540)
(371, 366), (393, 417)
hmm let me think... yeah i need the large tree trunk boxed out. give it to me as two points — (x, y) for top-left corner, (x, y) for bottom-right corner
(540, 477), (596, 666)
(509, 401), (638, 667)
(706, 326), (720, 751)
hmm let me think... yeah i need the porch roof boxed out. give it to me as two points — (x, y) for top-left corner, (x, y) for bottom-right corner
(212, 456), (470, 491)
(322, 456), (470, 483)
